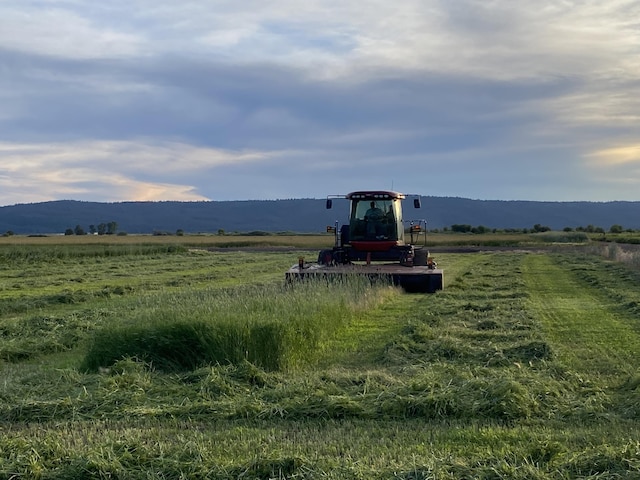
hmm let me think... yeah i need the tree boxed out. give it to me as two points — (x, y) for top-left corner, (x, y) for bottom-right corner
(609, 224), (624, 234)
(532, 224), (551, 233)
(451, 224), (472, 233)
(107, 221), (118, 235)
(64, 228), (74, 236)
(97, 223), (107, 235)
(471, 225), (489, 234)
(89, 224), (97, 235)
(74, 225), (85, 235)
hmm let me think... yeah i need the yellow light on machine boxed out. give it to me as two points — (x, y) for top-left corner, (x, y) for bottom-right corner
(411, 225), (421, 231)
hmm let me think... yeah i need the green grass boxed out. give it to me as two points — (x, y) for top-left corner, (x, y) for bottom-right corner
(523, 254), (640, 378)
(81, 278), (396, 372)
(1, 244), (640, 478)
(530, 231), (590, 243)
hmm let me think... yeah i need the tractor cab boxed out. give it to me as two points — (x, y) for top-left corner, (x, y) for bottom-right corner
(346, 191), (405, 251)
(324, 190), (424, 265)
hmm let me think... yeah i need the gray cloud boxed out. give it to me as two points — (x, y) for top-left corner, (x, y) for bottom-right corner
(0, 0), (639, 205)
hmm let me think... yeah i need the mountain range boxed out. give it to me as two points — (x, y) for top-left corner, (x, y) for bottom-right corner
(1, 197), (638, 235)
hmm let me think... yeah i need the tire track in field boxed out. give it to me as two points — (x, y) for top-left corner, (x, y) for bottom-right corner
(523, 254), (640, 378)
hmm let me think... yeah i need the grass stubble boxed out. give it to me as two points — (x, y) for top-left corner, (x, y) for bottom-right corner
(0, 243), (639, 478)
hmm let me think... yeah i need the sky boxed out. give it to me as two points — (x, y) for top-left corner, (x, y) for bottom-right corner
(1, 0), (639, 206)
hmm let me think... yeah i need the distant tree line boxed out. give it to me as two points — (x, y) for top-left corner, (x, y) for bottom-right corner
(431, 224), (638, 234)
(64, 221), (119, 236)
(442, 223), (553, 234)
(52, 221), (638, 237)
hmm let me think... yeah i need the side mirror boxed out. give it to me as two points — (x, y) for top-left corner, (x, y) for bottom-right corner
(413, 198), (421, 209)
(326, 199), (333, 209)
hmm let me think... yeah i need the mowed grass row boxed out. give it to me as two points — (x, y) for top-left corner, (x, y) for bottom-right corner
(524, 253), (640, 378)
(0, 247), (304, 304)
(0, 249), (316, 363)
(2, 246), (640, 478)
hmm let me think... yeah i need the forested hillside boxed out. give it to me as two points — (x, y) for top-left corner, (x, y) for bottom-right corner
(0, 197), (639, 234)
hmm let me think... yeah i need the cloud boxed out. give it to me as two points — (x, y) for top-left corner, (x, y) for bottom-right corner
(0, 140), (276, 205)
(0, 6), (144, 59)
(588, 145), (640, 166)
(0, 0), (639, 204)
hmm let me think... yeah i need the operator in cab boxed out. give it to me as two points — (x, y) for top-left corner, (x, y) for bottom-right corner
(365, 201), (384, 238)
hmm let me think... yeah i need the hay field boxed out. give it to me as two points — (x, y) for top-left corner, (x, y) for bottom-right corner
(1, 240), (640, 478)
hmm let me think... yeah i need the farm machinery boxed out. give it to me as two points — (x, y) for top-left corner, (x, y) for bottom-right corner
(286, 191), (444, 293)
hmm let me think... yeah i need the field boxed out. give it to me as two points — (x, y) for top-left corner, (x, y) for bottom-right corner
(1, 236), (640, 478)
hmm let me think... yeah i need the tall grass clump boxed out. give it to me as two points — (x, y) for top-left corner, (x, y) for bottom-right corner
(531, 231), (589, 243)
(82, 277), (396, 372)
(601, 243), (640, 269)
(0, 244), (186, 263)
